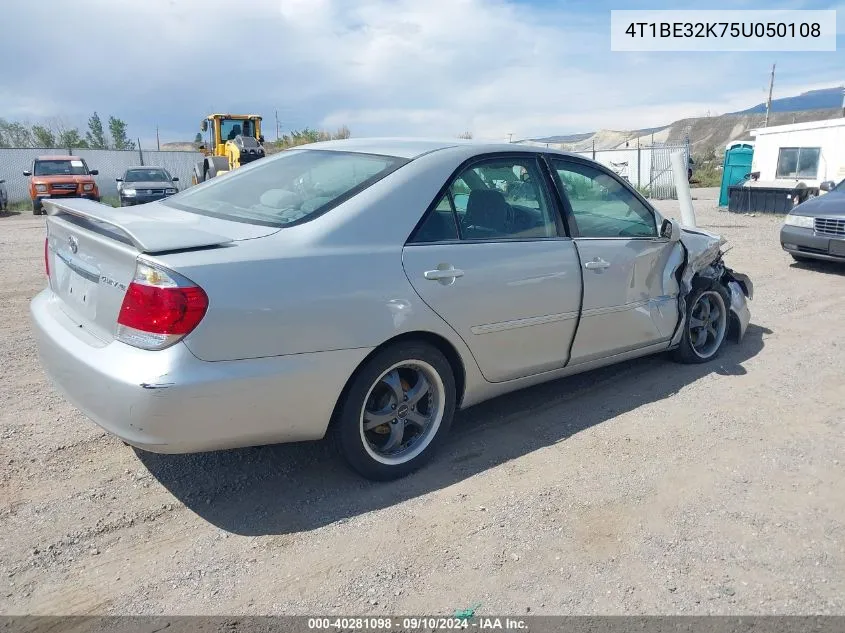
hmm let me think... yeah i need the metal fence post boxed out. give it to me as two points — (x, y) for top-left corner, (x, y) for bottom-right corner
(637, 139), (641, 188)
(138, 139), (144, 166)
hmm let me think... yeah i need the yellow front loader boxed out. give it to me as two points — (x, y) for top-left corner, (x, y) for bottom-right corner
(192, 114), (266, 184)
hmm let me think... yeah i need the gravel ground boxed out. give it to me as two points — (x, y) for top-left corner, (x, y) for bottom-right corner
(1, 194), (843, 616)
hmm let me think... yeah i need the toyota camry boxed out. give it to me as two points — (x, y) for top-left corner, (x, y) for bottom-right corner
(31, 139), (752, 480)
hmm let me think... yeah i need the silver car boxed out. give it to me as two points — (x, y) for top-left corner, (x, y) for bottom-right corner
(30, 139), (753, 480)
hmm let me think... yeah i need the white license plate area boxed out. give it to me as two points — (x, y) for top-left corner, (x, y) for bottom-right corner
(829, 239), (845, 257)
(54, 255), (99, 320)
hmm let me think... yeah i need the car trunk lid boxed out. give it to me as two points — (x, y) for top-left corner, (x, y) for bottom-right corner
(44, 198), (278, 343)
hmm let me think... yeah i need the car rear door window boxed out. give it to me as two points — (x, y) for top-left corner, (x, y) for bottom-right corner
(410, 194), (460, 243)
(550, 159), (657, 238)
(411, 157), (560, 244)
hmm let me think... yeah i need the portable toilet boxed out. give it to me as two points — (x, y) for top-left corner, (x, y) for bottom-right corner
(719, 141), (754, 206)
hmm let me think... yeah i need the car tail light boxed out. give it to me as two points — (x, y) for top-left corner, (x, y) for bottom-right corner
(116, 262), (208, 350)
(44, 238), (50, 278)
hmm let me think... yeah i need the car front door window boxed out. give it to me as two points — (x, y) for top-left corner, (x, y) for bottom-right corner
(551, 160), (657, 238)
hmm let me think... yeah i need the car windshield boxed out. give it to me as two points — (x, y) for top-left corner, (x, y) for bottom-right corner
(33, 160), (89, 176)
(220, 118), (254, 141)
(833, 179), (845, 193)
(124, 169), (170, 182)
(163, 149), (406, 227)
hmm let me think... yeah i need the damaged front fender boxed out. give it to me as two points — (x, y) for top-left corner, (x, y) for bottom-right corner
(670, 226), (753, 346)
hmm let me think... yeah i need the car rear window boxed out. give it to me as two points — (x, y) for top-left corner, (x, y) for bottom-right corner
(163, 149), (407, 227)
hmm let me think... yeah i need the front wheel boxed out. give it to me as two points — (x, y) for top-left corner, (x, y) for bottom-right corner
(333, 342), (456, 480)
(672, 284), (730, 364)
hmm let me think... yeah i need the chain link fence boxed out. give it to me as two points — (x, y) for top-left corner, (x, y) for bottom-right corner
(0, 147), (204, 203)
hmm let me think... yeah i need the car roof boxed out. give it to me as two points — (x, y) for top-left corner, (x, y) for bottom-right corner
(36, 155), (78, 161)
(299, 137), (583, 160)
(124, 166), (168, 171)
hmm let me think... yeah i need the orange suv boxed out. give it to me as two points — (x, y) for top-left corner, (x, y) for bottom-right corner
(24, 155), (100, 215)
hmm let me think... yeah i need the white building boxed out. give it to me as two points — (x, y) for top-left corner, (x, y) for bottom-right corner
(749, 117), (845, 188)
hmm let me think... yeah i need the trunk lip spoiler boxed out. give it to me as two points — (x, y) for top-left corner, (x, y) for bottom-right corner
(44, 198), (234, 254)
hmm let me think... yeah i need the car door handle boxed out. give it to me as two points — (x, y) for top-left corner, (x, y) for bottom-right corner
(584, 258), (611, 270)
(424, 267), (465, 280)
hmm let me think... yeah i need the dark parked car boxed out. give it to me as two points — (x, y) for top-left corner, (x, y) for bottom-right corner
(0, 178), (7, 211)
(116, 167), (179, 207)
(781, 179), (845, 263)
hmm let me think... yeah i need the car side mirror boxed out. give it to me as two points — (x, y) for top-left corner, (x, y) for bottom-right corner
(201, 120), (208, 132)
(90, 170), (99, 176)
(198, 144), (206, 151)
(819, 180), (835, 192)
(115, 177), (123, 182)
(0, 179), (4, 184)
(661, 218), (681, 243)
(23, 170), (31, 177)
(172, 177), (179, 182)
(258, 135), (265, 144)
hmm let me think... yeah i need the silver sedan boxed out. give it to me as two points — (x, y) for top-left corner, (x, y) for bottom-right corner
(31, 139), (753, 480)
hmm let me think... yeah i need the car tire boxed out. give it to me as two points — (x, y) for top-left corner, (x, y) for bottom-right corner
(32, 200), (42, 215)
(672, 282), (731, 365)
(332, 342), (456, 481)
(790, 254), (812, 262)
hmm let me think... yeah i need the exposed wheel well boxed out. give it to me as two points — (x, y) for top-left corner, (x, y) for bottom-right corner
(327, 331), (467, 432)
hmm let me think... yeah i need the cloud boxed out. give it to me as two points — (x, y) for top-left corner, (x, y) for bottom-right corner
(0, 0), (842, 144)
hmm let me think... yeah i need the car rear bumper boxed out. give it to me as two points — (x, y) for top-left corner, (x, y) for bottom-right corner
(30, 289), (370, 453)
(780, 224), (845, 261)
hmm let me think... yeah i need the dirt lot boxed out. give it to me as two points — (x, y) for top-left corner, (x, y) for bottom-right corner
(1, 192), (844, 616)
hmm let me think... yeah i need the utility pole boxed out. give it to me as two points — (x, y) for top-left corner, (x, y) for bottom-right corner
(156, 126), (160, 151)
(764, 63), (776, 128)
(275, 110), (280, 141)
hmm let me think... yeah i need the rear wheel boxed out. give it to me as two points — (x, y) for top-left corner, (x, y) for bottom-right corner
(673, 284), (730, 364)
(32, 199), (43, 215)
(333, 342), (456, 480)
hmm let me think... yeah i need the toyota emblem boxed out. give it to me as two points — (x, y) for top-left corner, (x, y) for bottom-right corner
(68, 235), (78, 254)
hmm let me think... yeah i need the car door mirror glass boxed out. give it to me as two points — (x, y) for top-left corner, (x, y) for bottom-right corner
(661, 218), (681, 242)
(819, 180), (834, 192)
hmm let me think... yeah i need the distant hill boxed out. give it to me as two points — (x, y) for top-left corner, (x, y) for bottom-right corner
(160, 142), (200, 151)
(732, 86), (844, 114)
(524, 86), (845, 155)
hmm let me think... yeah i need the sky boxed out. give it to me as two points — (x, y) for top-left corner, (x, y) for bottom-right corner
(0, 0), (843, 147)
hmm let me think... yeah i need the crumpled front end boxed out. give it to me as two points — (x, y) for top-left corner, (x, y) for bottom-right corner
(671, 227), (754, 346)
